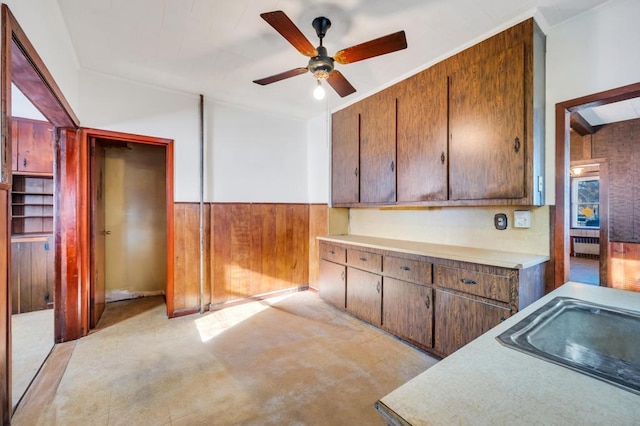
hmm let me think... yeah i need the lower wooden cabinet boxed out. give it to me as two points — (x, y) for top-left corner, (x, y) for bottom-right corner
(319, 259), (346, 309)
(11, 235), (54, 314)
(346, 267), (382, 326)
(383, 277), (433, 348)
(434, 289), (510, 356)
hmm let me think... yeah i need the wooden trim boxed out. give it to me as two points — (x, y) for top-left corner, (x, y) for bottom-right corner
(1, 4), (81, 421)
(79, 128), (175, 319)
(553, 82), (640, 289)
(3, 5), (78, 128)
(570, 112), (597, 136)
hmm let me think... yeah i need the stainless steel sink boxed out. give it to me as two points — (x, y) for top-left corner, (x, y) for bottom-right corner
(497, 297), (640, 395)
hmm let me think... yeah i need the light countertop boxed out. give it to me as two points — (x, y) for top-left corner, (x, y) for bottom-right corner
(377, 282), (640, 425)
(318, 234), (548, 269)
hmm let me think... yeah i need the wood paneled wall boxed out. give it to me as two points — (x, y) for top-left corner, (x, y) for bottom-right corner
(308, 204), (328, 290)
(172, 203), (328, 311)
(609, 242), (640, 292)
(593, 118), (640, 243)
(173, 203), (211, 315)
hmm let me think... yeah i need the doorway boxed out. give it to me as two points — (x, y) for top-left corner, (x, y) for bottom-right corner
(554, 82), (640, 289)
(82, 129), (174, 326)
(90, 138), (168, 326)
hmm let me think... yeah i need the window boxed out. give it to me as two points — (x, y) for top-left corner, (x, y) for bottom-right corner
(571, 176), (600, 228)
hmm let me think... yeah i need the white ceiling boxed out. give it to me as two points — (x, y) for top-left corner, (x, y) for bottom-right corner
(55, 0), (612, 119)
(580, 98), (640, 126)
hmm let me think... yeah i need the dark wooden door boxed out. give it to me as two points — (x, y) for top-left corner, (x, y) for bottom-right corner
(90, 139), (106, 328)
(319, 259), (346, 309)
(346, 267), (382, 326)
(360, 88), (396, 204)
(396, 67), (449, 202)
(449, 44), (525, 200)
(434, 289), (510, 356)
(331, 104), (360, 205)
(383, 278), (433, 348)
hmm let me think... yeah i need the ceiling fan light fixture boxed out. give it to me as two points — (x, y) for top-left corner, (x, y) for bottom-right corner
(313, 80), (325, 100)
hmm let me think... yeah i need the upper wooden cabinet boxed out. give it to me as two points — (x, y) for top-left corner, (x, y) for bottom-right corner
(449, 44), (525, 200)
(396, 67), (448, 202)
(12, 118), (54, 175)
(330, 18), (545, 207)
(331, 103), (360, 204)
(359, 88), (396, 204)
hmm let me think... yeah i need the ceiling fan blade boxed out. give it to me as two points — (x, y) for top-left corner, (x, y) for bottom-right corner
(260, 11), (318, 57)
(326, 70), (356, 97)
(333, 31), (407, 65)
(253, 67), (309, 85)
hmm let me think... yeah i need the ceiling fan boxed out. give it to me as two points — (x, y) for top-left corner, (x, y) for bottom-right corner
(253, 10), (407, 98)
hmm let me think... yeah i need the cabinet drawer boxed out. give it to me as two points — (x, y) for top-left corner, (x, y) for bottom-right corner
(384, 256), (432, 285)
(434, 265), (511, 303)
(320, 243), (346, 263)
(347, 249), (382, 273)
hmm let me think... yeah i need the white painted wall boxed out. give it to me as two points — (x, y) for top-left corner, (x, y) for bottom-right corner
(307, 113), (330, 203)
(11, 84), (46, 121)
(208, 101), (309, 202)
(78, 69), (201, 202)
(545, 0), (640, 204)
(5, 0), (79, 113)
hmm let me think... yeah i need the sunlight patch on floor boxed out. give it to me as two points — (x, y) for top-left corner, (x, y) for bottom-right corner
(194, 293), (295, 343)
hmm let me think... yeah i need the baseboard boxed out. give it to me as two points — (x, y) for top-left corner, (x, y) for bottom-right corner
(208, 285), (308, 311)
(106, 290), (165, 303)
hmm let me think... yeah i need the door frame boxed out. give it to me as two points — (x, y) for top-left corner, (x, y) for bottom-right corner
(1, 4), (80, 422)
(552, 82), (640, 289)
(80, 129), (175, 320)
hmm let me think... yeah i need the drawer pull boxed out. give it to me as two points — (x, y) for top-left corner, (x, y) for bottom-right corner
(425, 295), (430, 309)
(328, 250), (335, 255)
(340, 271), (345, 281)
(501, 316), (507, 322)
(360, 257), (368, 262)
(400, 266), (411, 271)
(376, 282), (381, 293)
(460, 278), (477, 285)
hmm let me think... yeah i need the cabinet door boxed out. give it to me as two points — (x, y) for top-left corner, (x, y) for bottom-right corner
(449, 44), (525, 200)
(346, 267), (382, 326)
(383, 278), (433, 348)
(434, 289), (510, 356)
(319, 259), (346, 309)
(396, 68), (449, 202)
(30, 239), (52, 311)
(331, 104), (360, 205)
(17, 119), (54, 174)
(360, 88), (396, 204)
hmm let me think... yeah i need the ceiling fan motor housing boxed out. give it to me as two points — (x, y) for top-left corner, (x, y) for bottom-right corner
(309, 46), (334, 79)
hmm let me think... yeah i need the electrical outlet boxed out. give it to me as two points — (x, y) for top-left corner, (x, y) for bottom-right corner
(494, 213), (508, 230)
(514, 210), (531, 228)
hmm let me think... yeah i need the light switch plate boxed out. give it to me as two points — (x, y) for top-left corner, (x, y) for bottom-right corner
(514, 210), (531, 228)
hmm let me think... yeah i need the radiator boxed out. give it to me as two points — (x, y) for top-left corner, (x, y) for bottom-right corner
(573, 236), (599, 258)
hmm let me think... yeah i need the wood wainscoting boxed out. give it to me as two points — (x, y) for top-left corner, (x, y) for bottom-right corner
(172, 203), (328, 314)
(609, 242), (640, 292)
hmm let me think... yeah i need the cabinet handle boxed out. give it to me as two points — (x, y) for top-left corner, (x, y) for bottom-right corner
(514, 136), (521, 153)
(390, 161), (395, 172)
(400, 266), (411, 271)
(460, 278), (477, 285)
(425, 295), (430, 309)
(22, 158), (27, 167)
(440, 151), (445, 164)
(340, 271), (345, 281)
(354, 167), (358, 177)
(376, 282), (381, 293)
(500, 316), (507, 322)
(359, 257), (368, 262)
(328, 250), (335, 255)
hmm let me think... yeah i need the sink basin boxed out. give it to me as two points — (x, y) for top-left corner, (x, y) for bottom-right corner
(497, 297), (640, 395)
